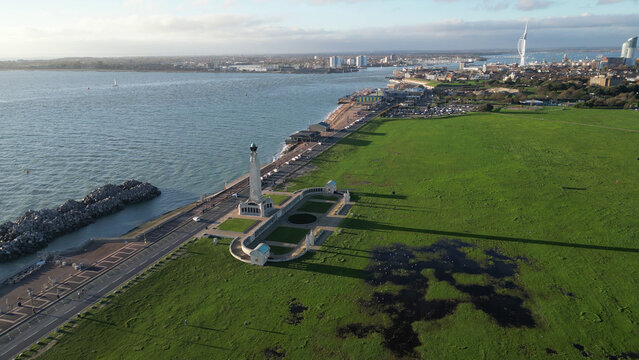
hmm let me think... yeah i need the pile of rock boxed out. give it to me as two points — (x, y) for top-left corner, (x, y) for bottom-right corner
(0, 180), (161, 262)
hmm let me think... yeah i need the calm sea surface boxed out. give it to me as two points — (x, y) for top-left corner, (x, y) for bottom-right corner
(0, 68), (394, 276)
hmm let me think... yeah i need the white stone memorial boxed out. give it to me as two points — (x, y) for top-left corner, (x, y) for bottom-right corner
(238, 143), (274, 217)
(305, 231), (316, 250)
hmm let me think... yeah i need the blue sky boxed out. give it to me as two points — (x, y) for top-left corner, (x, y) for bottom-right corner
(1, 0), (637, 57)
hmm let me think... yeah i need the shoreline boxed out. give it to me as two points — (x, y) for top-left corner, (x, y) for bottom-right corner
(0, 96), (364, 285)
(0, 87), (389, 354)
(0, 68), (360, 74)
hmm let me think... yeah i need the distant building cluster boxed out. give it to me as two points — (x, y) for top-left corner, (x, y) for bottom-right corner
(328, 55), (367, 69)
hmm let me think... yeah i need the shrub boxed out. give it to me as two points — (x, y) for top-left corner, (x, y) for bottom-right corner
(477, 103), (494, 112)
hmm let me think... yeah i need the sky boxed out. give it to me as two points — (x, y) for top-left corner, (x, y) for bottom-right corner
(1, 0), (637, 58)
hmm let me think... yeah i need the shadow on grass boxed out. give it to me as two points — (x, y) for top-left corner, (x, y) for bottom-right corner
(357, 203), (430, 213)
(339, 218), (639, 253)
(187, 324), (224, 332)
(246, 326), (286, 335)
(314, 249), (373, 259)
(339, 138), (372, 147)
(356, 131), (386, 136)
(269, 253), (368, 280)
(81, 316), (231, 350)
(356, 192), (407, 200)
(186, 250), (206, 255)
(322, 244), (372, 253)
(311, 158), (338, 163)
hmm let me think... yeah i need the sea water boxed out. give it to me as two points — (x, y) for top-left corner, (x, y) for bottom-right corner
(0, 68), (394, 276)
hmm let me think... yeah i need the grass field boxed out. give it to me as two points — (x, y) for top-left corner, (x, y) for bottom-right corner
(269, 245), (294, 255)
(265, 194), (290, 205)
(217, 218), (258, 233)
(39, 108), (639, 359)
(312, 195), (338, 201)
(297, 200), (334, 214)
(263, 226), (309, 245)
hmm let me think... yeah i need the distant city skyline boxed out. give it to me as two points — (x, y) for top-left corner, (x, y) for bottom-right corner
(0, 0), (637, 58)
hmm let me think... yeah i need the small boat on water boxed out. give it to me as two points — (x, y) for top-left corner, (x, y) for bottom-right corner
(113, 79), (118, 87)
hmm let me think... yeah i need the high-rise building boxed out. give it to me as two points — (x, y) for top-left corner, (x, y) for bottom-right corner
(621, 36), (637, 66)
(329, 56), (341, 68)
(517, 23), (527, 67)
(355, 55), (367, 68)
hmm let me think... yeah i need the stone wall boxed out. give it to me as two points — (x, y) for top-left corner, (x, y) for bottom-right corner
(0, 180), (161, 262)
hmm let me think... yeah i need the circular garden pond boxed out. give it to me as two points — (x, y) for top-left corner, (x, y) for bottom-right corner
(288, 213), (317, 224)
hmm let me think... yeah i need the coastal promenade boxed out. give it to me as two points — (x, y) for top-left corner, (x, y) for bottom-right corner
(0, 103), (387, 360)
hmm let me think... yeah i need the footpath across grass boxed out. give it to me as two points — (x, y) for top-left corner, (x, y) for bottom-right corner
(38, 108), (639, 359)
(217, 218), (258, 233)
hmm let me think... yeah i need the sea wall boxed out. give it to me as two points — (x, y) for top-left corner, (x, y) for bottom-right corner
(0, 180), (161, 262)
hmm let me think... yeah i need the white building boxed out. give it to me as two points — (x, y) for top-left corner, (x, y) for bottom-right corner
(325, 180), (337, 194)
(250, 243), (270, 266)
(329, 56), (341, 68)
(621, 36), (637, 66)
(356, 55), (368, 68)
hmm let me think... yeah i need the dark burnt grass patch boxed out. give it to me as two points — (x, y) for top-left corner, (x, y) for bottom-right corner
(573, 343), (591, 357)
(607, 352), (639, 360)
(264, 344), (286, 359)
(285, 298), (308, 325)
(337, 238), (535, 357)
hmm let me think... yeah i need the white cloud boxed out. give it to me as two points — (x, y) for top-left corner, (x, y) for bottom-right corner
(0, 12), (637, 57)
(516, 0), (553, 10)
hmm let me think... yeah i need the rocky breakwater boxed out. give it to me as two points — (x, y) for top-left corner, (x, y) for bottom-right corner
(0, 180), (161, 262)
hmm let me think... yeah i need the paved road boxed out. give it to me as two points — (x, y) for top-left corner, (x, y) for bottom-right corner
(0, 104), (387, 360)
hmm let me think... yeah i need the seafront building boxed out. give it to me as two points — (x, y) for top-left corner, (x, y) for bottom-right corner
(356, 55), (368, 68)
(621, 36), (637, 66)
(329, 56), (341, 68)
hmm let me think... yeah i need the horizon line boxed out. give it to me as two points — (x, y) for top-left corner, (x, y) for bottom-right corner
(0, 46), (622, 62)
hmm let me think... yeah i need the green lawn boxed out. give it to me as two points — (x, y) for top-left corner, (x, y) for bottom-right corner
(312, 195), (338, 201)
(39, 108), (639, 359)
(264, 194), (290, 205)
(263, 226), (309, 245)
(217, 218), (258, 233)
(297, 200), (334, 214)
(268, 245), (295, 255)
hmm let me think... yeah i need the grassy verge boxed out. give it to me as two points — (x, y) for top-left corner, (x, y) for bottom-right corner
(268, 245), (294, 255)
(264, 194), (290, 205)
(263, 226), (309, 245)
(38, 108), (639, 359)
(297, 201), (334, 214)
(217, 218), (258, 233)
(311, 195), (338, 201)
